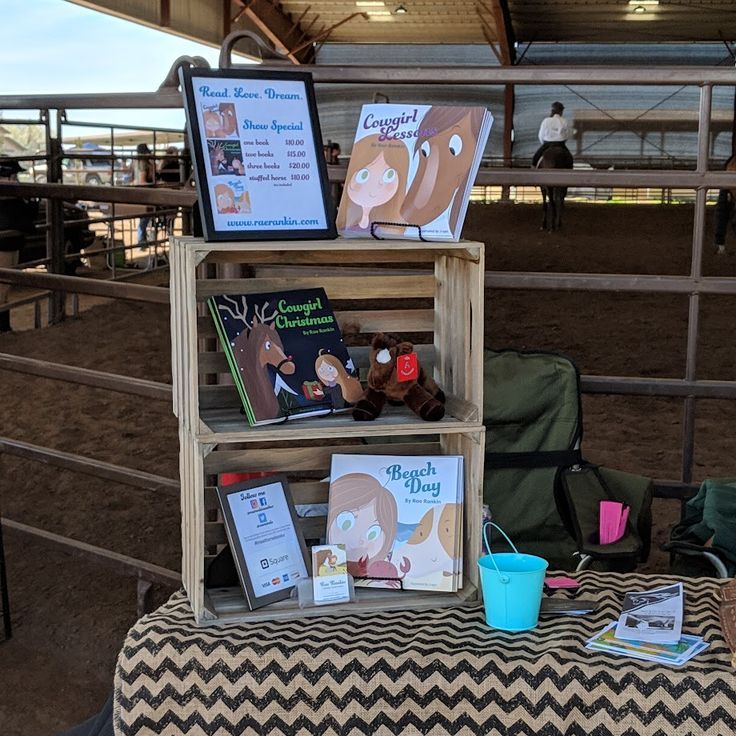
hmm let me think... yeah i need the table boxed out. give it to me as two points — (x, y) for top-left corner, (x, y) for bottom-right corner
(113, 571), (735, 735)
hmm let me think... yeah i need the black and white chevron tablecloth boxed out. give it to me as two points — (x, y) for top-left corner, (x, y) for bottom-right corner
(113, 572), (735, 736)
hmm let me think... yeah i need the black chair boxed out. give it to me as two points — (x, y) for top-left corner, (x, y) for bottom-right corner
(0, 518), (11, 641)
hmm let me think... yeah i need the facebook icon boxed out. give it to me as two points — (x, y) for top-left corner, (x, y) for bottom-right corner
(259, 497), (268, 507)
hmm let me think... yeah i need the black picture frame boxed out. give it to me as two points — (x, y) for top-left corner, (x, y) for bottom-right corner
(179, 67), (337, 241)
(216, 474), (311, 610)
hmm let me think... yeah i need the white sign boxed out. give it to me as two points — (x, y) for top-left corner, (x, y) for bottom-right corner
(227, 481), (309, 599)
(181, 68), (336, 241)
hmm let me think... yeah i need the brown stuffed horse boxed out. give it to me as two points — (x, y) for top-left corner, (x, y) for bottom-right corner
(353, 333), (446, 422)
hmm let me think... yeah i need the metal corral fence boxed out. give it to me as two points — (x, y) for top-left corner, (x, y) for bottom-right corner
(1, 57), (736, 610)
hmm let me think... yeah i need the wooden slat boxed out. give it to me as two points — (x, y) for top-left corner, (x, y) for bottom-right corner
(195, 275), (436, 300)
(196, 308), (435, 338)
(204, 442), (442, 474)
(204, 247), (477, 265)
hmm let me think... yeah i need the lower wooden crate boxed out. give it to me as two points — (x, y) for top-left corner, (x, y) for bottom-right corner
(180, 428), (485, 625)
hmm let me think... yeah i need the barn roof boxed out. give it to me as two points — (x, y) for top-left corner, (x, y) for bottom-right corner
(67, 1), (736, 65)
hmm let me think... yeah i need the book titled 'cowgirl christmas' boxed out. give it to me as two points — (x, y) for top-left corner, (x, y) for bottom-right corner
(208, 288), (361, 426)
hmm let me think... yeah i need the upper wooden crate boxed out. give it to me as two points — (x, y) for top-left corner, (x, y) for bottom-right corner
(170, 237), (485, 444)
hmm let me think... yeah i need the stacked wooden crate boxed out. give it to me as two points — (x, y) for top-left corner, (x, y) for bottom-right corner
(170, 237), (486, 624)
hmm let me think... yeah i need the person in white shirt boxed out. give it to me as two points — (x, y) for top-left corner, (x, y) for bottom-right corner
(532, 101), (573, 168)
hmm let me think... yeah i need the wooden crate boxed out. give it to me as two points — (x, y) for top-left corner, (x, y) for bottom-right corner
(170, 237), (486, 625)
(181, 429), (485, 624)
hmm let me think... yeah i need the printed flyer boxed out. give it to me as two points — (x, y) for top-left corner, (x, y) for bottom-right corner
(182, 70), (334, 240)
(217, 478), (310, 610)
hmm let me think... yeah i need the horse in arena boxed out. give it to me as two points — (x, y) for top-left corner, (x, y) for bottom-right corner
(713, 154), (736, 254)
(536, 144), (573, 232)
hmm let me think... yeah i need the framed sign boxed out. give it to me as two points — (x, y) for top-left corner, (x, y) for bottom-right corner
(216, 474), (310, 610)
(180, 67), (337, 241)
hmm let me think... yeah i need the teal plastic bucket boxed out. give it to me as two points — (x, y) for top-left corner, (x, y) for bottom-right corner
(477, 522), (549, 631)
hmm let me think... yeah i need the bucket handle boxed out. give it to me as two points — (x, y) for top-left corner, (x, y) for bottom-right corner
(482, 522), (520, 585)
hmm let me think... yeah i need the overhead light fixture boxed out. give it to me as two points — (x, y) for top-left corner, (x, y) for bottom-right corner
(632, 4), (646, 12)
(395, 4), (408, 13)
(366, 9), (392, 16)
(628, 0), (658, 4)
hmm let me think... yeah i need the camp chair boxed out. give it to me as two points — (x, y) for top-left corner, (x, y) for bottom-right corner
(663, 478), (736, 579)
(483, 349), (653, 572)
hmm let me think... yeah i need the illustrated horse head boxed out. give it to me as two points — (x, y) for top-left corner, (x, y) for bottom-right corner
(217, 296), (296, 421)
(537, 145), (573, 233)
(400, 107), (485, 233)
(219, 103), (237, 136)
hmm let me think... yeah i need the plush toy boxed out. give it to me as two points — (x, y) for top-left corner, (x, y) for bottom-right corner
(353, 333), (446, 421)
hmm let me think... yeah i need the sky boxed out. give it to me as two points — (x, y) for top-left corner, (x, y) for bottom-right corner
(0, 0), (253, 133)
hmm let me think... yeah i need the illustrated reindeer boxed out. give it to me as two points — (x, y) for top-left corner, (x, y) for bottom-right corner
(218, 296), (296, 422)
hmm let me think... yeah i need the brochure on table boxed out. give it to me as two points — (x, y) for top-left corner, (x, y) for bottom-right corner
(180, 67), (336, 241)
(216, 475), (310, 610)
(614, 582), (683, 644)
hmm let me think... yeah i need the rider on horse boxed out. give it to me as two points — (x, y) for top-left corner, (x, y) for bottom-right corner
(532, 101), (574, 169)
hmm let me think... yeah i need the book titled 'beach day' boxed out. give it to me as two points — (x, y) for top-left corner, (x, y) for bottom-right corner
(208, 288), (361, 426)
(326, 454), (464, 592)
(337, 103), (493, 241)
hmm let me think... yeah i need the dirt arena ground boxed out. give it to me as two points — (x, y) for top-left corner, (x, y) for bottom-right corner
(1, 201), (736, 734)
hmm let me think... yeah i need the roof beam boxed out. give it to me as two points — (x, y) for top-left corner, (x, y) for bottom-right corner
(233, 0), (314, 64)
(482, 0), (516, 65)
(160, 0), (170, 28)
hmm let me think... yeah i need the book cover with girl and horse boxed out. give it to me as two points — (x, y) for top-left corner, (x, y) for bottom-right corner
(208, 288), (362, 426)
(327, 454), (464, 592)
(336, 103), (493, 241)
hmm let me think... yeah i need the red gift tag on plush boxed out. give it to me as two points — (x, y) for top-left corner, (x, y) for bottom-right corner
(396, 352), (419, 382)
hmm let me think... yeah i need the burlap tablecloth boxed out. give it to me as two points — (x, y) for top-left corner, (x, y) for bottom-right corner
(114, 571), (735, 735)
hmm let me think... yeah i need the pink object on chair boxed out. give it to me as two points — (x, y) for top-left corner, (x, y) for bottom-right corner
(599, 500), (630, 544)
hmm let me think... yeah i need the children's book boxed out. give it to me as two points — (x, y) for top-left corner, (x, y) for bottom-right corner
(208, 288), (362, 426)
(326, 454), (464, 592)
(336, 103), (493, 241)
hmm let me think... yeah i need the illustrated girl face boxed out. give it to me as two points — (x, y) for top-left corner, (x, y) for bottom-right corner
(317, 359), (338, 383)
(347, 151), (399, 210)
(329, 499), (386, 562)
(204, 111), (221, 135)
(217, 191), (234, 210)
